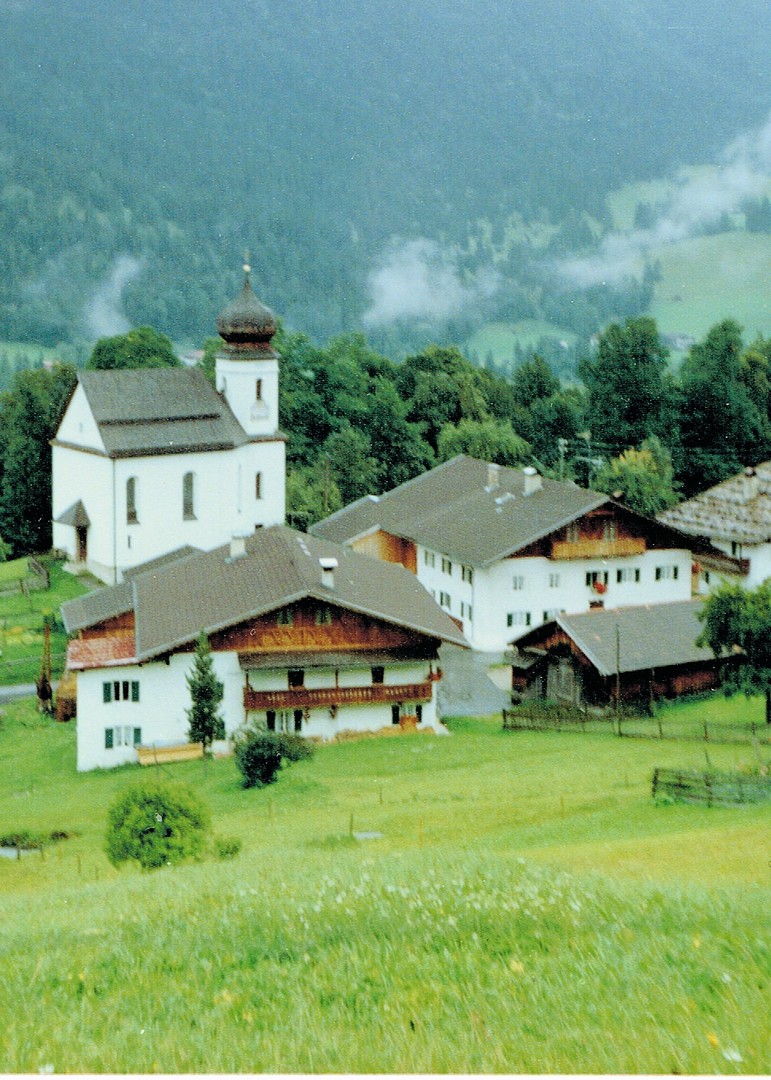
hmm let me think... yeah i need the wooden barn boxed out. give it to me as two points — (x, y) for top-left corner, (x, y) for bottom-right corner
(508, 600), (729, 710)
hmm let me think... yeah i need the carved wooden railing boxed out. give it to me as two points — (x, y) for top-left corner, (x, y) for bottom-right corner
(244, 680), (434, 711)
(550, 538), (646, 560)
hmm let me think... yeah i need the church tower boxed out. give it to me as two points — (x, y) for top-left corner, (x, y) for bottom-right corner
(215, 262), (280, 439)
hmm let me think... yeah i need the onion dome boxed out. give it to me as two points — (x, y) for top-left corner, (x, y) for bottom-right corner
(216, 263), (277, 348)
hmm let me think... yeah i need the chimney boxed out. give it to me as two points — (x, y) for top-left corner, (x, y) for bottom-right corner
(486, 462), (500, 490)
(319, 556), (338, 588)
(229, 534), (247, 561)
(742, 467), (759, 502)
(523, 466), (543, 496)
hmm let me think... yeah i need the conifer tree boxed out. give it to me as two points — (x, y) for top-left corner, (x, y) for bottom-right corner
(185, 632), (225, 754)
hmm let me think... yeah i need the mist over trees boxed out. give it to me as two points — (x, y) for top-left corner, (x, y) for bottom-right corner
(1, 0), (770, 355)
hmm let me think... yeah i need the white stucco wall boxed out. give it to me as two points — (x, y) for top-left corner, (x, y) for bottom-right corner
(55, 384), (105, 450)
(53, 437), (285, 584)
(76, 654), (441, 770)
(216, 354), (279, 439)
(416, 545), (693, 651)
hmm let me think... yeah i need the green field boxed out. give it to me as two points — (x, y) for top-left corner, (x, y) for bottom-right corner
(465, 319), (577, 367)
(0, 558), (91, 684)
(1, 698), (768, 1073)
(650, 232), (771, 343)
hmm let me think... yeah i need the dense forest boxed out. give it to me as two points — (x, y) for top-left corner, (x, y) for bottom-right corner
(1, 315), (769, 560)
(2, 0), (770, 356)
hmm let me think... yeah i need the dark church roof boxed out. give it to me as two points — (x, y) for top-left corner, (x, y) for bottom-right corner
(216, 267), (277, 349)
(57, 368), (251, 458)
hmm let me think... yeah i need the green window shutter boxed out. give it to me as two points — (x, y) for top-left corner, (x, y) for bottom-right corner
(104, 728), (114, 749)
(133, 727), (141, 747)
(131, 681), (140, 702)
(103, 682), (112, 703)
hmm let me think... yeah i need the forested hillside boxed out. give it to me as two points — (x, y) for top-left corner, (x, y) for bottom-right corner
(2, 0), (770, 351)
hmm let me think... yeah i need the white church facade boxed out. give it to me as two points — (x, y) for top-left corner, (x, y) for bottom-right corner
(52, 270), (286, 584)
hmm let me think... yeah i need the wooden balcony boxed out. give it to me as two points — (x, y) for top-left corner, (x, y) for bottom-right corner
(244, 681), (434, 711)
(550, 538), (646, 560)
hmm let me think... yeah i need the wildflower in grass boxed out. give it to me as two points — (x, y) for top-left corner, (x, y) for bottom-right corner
(722, 1048), (742, 1062)
(508, 958), (525, 975)
(707, 1032), (720, 1048)
(693, 933), (702, 949)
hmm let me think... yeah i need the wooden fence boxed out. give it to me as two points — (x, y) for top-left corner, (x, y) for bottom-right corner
(0, 558), (50, 599)
(651, 767), (771, 806)
(502, 706), (770, 746)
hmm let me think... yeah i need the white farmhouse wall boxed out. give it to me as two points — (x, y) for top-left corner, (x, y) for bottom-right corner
(706, 538), (771, 590)
(77, 654), (441, 771)
(415, 544), (693, 651)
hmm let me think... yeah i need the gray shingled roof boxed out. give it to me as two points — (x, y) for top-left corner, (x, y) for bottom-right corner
(511, 600), (714, 676)
(63, 525), (468, 661)
(658, 461), (771, 546)
(62, 581), (134, 634)
(61, 369), (251, 457)
(312, 455), (609, 565)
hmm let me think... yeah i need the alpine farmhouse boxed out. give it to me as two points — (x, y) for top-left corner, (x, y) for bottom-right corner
(311, 456), (743, 652)
(61, 525), (466, 771)
(658, 461), (771, 588)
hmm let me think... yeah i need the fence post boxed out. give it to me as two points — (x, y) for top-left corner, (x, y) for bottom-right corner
(651, 768), (659, 798)
(658, 717), (663, 739)
(703, 721), (709, 743)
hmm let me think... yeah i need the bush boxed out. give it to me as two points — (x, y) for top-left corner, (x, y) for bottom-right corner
(233, 730), (315, 788)
(234, 731), (285, 788)
(214, 835), (242, 860)
(105, 783), (210, 870)
(277, 733), (315, 762)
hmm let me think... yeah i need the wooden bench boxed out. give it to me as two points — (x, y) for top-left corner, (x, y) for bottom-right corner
(137, 742), (204, 766)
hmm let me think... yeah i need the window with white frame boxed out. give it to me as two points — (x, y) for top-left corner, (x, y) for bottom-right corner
(542, 608), (561, 622)
(103, 680), (140, 703)
(104, 726), (141, 749)
(548, 572), (560, 588)
(276, 608), (293, 625)
(655, 565), (679, 581)
(585, 570), (609, 586)
(461, 565), (473, 584)
(616, 567), (641, 583)
(424, 550), (436, 568)
(315, 605), (332, 625)
(460, 601), (473, 621)
(512, 575), (525, 590)
(441, 557), (452, 575)
(439, 591), (452, 610)
(506, 611), (531, 628)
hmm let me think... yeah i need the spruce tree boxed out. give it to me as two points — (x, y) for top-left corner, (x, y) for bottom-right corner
(185, 632), (225, 754)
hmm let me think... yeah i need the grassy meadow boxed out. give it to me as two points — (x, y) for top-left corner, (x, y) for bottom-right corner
(1, 696), (769, 1073)
(0, 558), (91, 684)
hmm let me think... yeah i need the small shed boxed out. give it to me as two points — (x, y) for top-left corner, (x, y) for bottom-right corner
(508, 600), (729, 709)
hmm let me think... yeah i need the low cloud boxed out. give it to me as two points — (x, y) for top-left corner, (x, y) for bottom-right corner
(84, 255), (143, 339)
(363, 238), (499, 326)
(555, 111), (771, 288)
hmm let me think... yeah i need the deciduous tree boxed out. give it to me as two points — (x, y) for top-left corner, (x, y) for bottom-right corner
(697, 581), (771, 725)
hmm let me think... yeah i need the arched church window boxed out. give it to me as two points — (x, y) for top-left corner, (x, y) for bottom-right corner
(183, 471), (196, 520)
(126, 477), (138, 523)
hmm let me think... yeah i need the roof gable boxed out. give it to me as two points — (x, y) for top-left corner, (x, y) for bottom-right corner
(56, 369), (250, 457)
(312, 455), (609, 565)
(659, 461), (771, 545)
(511, 600), (714, 676)
(64, 525), (468, 661)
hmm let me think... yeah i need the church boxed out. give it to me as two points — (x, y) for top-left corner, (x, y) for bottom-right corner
(51, 266), (286, 584)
